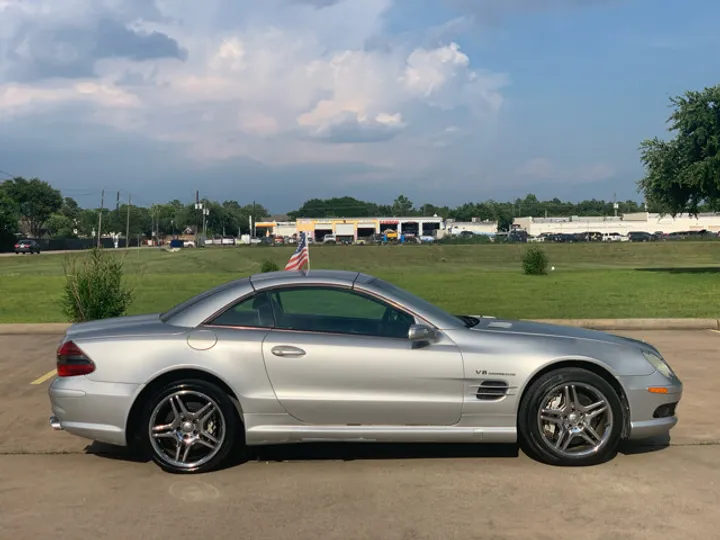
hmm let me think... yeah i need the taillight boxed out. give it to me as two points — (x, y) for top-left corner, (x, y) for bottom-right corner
(56, 340), (95, 377)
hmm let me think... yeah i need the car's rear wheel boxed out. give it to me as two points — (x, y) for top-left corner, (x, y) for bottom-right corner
(139, 379), (238, 474)
(518, 367), (623, 466)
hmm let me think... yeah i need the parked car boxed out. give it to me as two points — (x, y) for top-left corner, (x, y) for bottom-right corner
(14, 239), (41, 254)
(628, 232), (653, 242)
(48, 270), (682, 474)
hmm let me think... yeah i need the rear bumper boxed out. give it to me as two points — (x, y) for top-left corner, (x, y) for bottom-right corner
(621, 371), (683, 441)
(48, 376), (142, 447)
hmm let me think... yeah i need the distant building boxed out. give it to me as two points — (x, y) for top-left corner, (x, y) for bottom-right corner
(444, 219), (498, 237)
(254, 216), (447, 241)
(295, 216), (445, 241)
(513, 212), (720, 236)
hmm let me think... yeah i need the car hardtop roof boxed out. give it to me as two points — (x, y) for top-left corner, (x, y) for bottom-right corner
(249, 269), (373, 287)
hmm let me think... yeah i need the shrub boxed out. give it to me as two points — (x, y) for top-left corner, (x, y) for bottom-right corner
(261, 260), (280, 273)
(522, 246), (549, 276)
(61, 248), (134, 322)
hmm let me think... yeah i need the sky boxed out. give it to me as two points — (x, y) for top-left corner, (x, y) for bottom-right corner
(1, 0), (719, 213)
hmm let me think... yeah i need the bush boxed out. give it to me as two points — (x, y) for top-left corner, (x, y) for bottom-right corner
(261, 260), (280, 273)
(522, 246), (549, 276)
(61, 248), (135, 322)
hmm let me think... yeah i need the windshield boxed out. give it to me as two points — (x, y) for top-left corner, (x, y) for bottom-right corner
(370, 278), (477, 328)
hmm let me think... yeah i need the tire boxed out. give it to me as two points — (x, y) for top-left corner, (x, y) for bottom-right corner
(139, 379), (239, 474)
(518, 367), (623, 467)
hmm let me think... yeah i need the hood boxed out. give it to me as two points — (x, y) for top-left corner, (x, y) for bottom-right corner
(469, 316), (652, 351)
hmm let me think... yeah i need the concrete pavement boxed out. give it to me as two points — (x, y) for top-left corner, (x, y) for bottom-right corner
(0, 330), (718, 539)
(2, 445), (719, 540)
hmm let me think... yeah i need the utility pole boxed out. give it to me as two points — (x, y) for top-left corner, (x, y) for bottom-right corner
(125, 194), (131, 248)
(195, 191), (200, 245)
(252, 200), (256, 238)
(613, 192), (618, 217)
(97, 189), (105, 248)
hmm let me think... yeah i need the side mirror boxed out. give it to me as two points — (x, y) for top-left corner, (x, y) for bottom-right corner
(408, 324), (436, 342)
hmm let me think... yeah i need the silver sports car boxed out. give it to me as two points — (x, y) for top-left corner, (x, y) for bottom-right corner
(48, 270), (682, 473)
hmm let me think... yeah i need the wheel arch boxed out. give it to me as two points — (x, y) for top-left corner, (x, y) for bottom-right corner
(516, 359), (631, 438)
(125, 368), (245, 447)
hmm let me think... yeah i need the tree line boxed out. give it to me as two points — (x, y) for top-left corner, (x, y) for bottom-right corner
(0, 178), (270, 242)
(0, 177), (657, 241)
(2, 82), (718, 242)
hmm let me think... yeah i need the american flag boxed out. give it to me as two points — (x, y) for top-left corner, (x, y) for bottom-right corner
(285, 232), (310, 271)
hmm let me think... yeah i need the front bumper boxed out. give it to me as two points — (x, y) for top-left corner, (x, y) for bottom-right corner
(48, 376), (142, 447)
(621, 370), (683, 441)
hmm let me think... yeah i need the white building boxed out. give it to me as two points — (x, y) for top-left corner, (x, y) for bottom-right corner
(514, 212), (720, 236)
(445, 219), (498, 236)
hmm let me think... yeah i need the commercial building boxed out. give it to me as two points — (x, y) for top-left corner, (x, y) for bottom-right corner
(514, 212), (720, 236)
(256, 216), (446, 241)
(444, 219), (499, 236)
(254, 221), (297, 238)
(296, 216), (445, 241)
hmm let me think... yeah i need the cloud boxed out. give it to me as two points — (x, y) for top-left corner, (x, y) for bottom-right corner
(0, 0), (517, 209)
(301, 111), (406, 143)
(449, 0), (624, 19)
(284, 0), (344, 7)
(0, 0), (508, 168)
(0, 0), (185, 82)
(516, 158), (615, 183)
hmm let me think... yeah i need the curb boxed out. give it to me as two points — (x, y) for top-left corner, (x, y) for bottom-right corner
(0, 319), (718, 335)
(0, 323), (71, 335)
(533, 318), (720, 331)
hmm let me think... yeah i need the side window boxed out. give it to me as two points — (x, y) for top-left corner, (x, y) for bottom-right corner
(207, 292), (275, 328)
(269, 287), (415, 338)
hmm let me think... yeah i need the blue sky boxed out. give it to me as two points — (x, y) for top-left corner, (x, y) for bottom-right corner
(1, 0), (718, 213)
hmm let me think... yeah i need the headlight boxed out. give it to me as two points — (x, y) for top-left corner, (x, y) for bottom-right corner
(643, 351), (674, 379)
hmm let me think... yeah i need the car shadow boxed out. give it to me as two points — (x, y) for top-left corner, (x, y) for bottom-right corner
(618, 433), (671, 456)
(243, 442), (519, 464)
(84, 441), (520, 470)
(84, 441), (150, 463)
(85, 436), (672, 470)
(635, 266), (720, 274)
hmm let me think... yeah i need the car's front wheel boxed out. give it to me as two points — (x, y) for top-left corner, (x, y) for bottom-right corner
(518, 367), (623, 466)
(140, 379), (238, 474)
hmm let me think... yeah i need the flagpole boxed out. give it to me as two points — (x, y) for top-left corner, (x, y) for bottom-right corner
(305, 232), (310, 271)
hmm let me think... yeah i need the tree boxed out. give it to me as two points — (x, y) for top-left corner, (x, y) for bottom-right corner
(392, 195), (414, 216)
(0, 190), (18, 233)
(288, 197), (378, 219)
(59, 197), (81, 223)
(0, 190), (19, 250)
(638, 85), (720, 215)
(0, 177), (63, 237)
(45, 214), (75, 238)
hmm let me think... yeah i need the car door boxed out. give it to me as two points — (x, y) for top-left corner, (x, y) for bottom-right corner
(260, 285), (465, 426)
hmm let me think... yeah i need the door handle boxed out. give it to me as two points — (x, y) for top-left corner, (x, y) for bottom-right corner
(271, 345), (306, 358)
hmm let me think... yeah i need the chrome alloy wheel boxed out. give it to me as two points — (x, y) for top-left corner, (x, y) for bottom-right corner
(148, 390), (227, 470)
(536, 382), (613, 458)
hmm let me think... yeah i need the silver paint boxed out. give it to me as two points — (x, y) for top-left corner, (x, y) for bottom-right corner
(48, 269), (683, 456)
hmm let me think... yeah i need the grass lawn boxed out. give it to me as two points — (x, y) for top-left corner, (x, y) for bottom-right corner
(0, 242), (718, 323)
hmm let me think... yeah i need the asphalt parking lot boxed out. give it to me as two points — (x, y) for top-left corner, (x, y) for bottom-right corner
(1, 330), (718, 539)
